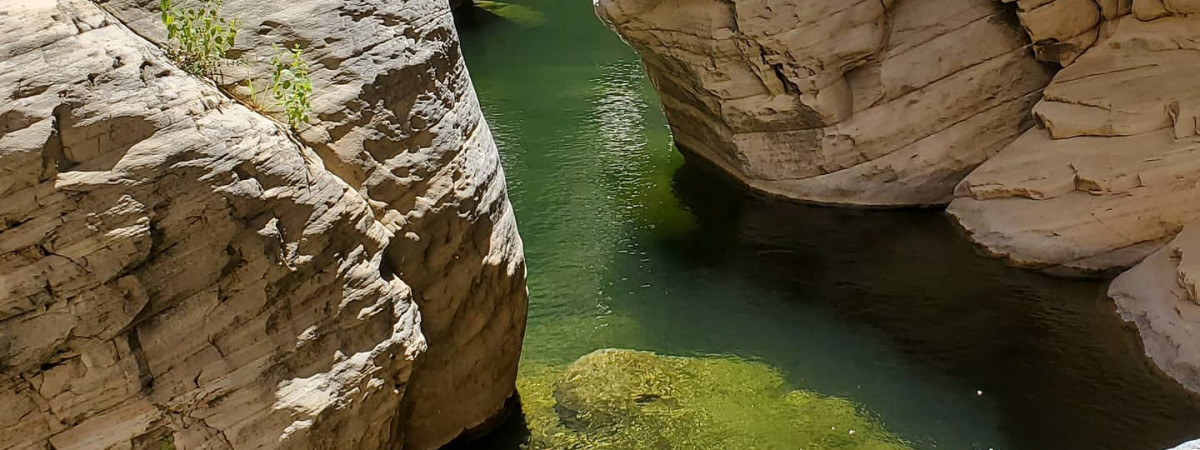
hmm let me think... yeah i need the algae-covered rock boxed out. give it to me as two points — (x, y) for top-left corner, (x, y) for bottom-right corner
(521, 349), (911, 449)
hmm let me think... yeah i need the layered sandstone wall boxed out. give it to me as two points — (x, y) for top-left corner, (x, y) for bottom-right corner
(596, 0), (1056, 206)
(0, 0), (526, 448)
(950, 1), (1200, 276)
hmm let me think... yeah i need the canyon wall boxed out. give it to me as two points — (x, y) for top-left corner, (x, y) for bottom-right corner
(597, 0), (1200, 398)
(949, 1), (1200, 276)
(596, 0), (1056, 206)
(0, 0), (526, 449)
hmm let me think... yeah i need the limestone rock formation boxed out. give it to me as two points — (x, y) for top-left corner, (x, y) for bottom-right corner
(0, 0), (526, 448)
(1110, 225), (1200, 395)
(596, 0), (1055, 206)
(949, 8), (1200, 275)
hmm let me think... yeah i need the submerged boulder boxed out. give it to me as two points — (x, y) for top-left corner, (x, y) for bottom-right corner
(520, 349), (910, 449)
(595, 0), (1054, 206)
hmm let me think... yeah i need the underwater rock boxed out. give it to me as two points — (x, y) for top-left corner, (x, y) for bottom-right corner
(473, 1), (548, 27)
(520, 349), (910, 449)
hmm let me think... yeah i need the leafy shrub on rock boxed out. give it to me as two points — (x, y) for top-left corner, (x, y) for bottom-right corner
(269, 45), (314, 129)
(160, 0), (238, 77)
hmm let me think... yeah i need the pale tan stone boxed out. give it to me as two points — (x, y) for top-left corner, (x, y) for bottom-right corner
(0, 0), (526, 449)
(1110, 225), (1200, 394)
(949, 14), (1200, 275)
(596, 0), (1054, 206)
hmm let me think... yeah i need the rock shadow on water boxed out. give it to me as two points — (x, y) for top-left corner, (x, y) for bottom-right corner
(644, 156), (1200, 450)
(453, 0), (546, 30)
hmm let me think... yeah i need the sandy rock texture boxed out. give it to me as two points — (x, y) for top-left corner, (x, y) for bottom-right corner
(949, 7), (1200, 276)
(595, 0), (1055, 206)
(0, 0), (526, 448)
(1110, 225), (1200, 395)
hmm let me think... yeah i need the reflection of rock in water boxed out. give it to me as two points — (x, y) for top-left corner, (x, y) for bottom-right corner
(521, 349), (911, 449)
(473, 1), (547, 27)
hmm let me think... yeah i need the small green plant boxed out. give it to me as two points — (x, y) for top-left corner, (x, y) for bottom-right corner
(269, 45), (314, 129)
(160, 0), (239, 77)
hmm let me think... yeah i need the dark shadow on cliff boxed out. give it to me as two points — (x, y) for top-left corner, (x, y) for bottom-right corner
(444, 394), (530, 449)
(452, 0), (545, 32)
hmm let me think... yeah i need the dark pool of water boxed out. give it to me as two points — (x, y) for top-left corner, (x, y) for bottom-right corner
(453, 2), (1200, 449)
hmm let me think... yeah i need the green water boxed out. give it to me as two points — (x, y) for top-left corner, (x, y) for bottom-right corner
(454, 2), (1200, 449)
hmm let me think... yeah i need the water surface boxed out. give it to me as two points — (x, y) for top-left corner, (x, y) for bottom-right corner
(454, 2), (1200, 449)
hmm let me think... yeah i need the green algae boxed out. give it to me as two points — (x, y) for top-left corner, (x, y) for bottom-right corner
(519, 349), (913, 449)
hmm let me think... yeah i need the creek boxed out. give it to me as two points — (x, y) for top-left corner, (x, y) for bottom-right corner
(454, 2), (1200, 448)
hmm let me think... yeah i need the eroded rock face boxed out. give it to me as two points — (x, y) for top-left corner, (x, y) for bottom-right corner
(595, 0), (1055, 206)
(0, 0), (526, 448)
(949, 8), (1200, 276)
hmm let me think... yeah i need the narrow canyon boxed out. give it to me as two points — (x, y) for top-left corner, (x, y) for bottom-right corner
(3, 0), (1200, 448)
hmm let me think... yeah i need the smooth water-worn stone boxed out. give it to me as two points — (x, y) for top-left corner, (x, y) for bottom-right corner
(1110, 225), (1200, 394)
(519, 349), (911, 449)
(595, 0), (1054, 206)
(0, 0), (526, 448)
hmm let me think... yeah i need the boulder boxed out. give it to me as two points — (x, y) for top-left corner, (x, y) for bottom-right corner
(1109, 225), (1200, 394)
(949, 14), (1200, 275)
(595, 0), (1054, 206)
(0, 0), (526, 448)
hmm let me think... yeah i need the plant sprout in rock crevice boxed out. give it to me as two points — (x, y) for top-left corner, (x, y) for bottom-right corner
(160, 0), (238, 78)
(159, 0), (315, 131)
(269, 45), (314, 130)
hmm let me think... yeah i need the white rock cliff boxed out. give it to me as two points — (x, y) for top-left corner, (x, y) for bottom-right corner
(0, 0), (527, 448)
